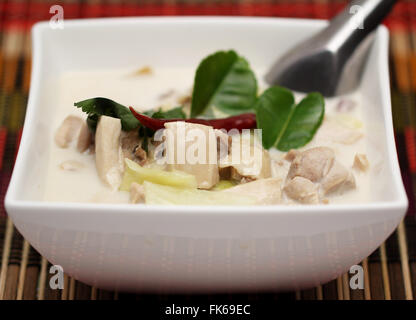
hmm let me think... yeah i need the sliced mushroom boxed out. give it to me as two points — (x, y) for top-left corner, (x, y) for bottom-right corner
(353, 153), (369, 171)
(120, 130), (147, 165)
(321, 161), (356, 195)
(287, 147), (334, 182)
(95, 116), (123, 189)
(76, 121), (92, 153)
(284, 176), (319, 204)
(130, 182), (145, 204)
(224, 177), (282, 205)
(54, 115), (83, 148)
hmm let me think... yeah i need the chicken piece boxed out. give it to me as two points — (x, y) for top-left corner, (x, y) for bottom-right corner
(164, 121), (219, 189)
(54, 115), (83, 148)
(287, 147), (334, 182)
(321, 161), (356, 195)
(353, 153), (369, 171)
(219, 134), (271, 181)
(76, 121), (92, 153)
(224, 178), (282, 205)
(95, 116), (123, 189)
(130, 182), (145, 204)
(284, 176), (319, 204)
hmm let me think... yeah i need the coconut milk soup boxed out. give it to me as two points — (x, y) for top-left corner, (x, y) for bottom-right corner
(44, 65), (373, 205)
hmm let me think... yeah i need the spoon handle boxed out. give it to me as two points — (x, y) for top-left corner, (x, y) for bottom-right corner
(323, 0), (396, 55)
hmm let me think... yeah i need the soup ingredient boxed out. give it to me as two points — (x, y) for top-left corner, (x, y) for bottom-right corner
(284, 149), (300, 162)
(212, 180), (236, 191)
(219, 134), (272, 180)
(164, 122), (219, 189)
(284, 176), (319, 204)
(59, 160), (85, 171)
(150, 106), (186, 120)
(336, 98), (356, 112)
(287, 147), (334, 182)
(75, 97), (141, 132)
(191, 50), (257, 117)
(120, 158), (197, 191)
(255, 87), (325, 151)
(224, 177), (282, 205)
(144, 181), (257, 205)
(95, 116), (124, 189)
(54, 115), (84, 148)
(284, 147), (356, 203)
(134, 66), (153, 75)
(353, 153), (370, 171)
(120, 130), (147, 165)
(76, 121), (92, 153)
(130, 182), (145, 204)
(129, 107), (256, 131)
(334, 114), (363, 130)
(321, 161), (355, 195)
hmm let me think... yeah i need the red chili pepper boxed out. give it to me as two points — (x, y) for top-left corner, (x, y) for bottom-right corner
(129, 107), (257, 131)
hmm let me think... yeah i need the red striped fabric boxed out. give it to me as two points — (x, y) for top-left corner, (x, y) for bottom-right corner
(0, 127), (7, 172)
(405, 127), (416, 173)
(0, 1), (412, 31)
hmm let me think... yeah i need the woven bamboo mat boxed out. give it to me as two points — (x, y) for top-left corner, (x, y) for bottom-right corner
(0, 0), (415, 300)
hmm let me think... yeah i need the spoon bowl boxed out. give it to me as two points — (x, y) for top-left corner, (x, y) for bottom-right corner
(265, 0), (396, 96)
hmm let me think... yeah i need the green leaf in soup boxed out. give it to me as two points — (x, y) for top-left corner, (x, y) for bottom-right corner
(277, 92), (325, 151)
(255, 88), (324, 151)
(75, 97), (140, 131)
(138, 106), (186, 153)
(255, 86), (295, 149)
(151, 106), (186, 119)
(191, 50), (257, 117)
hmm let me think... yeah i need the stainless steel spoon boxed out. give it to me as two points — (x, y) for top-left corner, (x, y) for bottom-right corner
(265, 0), (396, 97)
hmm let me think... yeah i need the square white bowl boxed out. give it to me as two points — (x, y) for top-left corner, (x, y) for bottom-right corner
(5, 17), (408, 293)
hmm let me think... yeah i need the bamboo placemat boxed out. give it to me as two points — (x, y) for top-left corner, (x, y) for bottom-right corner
(0, 0), (415, 300)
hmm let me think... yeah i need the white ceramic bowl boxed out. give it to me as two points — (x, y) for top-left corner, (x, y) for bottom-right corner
(5, 17), (408, 293)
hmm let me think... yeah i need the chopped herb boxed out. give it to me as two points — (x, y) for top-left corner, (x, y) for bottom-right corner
(75, 97), (140, 131)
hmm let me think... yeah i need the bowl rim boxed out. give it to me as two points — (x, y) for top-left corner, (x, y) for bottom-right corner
(4, 16), (408, 215)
